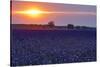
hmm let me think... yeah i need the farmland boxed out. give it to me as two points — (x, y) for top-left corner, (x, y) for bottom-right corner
(11, 29), (96, 66)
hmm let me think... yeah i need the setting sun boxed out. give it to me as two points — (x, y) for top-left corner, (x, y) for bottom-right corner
(14, 9), (44, 17)
(23, 10), (43, 15)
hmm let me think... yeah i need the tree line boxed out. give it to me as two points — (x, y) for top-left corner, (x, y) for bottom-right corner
(47, 21), (90, 29)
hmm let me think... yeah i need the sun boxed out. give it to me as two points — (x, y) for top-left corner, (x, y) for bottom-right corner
(14, 9), (44, 17)
(24, 10), (43, 15)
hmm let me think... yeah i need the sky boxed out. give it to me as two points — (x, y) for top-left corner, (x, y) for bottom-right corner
(11, 1), (96, 27)
(11, 0), (96, 5)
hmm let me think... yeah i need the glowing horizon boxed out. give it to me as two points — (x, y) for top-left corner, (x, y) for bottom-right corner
(11, 1), (96, 27)
(13, 10), (96, 16)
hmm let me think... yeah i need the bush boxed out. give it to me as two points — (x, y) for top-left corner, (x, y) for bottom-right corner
(67, 24), (74, 29)
(48, 21), (55, 27)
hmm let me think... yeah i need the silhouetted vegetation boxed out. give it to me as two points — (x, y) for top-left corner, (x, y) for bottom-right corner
(75, 26), (81, 29)
(48, 21), (55, 27)
(81, 26), (89, 29)
(67, 24), (74, 29)
(12, 21), (95, 30)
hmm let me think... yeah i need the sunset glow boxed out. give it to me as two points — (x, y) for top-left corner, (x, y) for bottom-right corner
(14, 10), (96, 16)
(14, 9), (45, 17)
(12, 1), (96, 27)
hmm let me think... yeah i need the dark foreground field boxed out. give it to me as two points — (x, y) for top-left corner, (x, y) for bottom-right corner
(11, 29), (96, 66)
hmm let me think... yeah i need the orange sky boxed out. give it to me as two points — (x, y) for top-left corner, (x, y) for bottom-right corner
(11, 1), (96, 27)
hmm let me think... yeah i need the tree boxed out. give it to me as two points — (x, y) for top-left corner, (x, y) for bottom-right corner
(67, 24), (74, 29)
(81, 26), (88, 29)
(48, 21), (55, 27)
(75, 26), (81, 29)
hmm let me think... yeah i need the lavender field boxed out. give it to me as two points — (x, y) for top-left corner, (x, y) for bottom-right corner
(11, 29), (96, 66)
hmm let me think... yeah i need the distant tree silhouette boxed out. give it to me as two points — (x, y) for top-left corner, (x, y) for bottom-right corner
(81, 26), (88, 29)
(75, 26), (81, 29)
(48, 21), (55, 27)
(67, 24), (74, 29)
(75, 26), (90, 29)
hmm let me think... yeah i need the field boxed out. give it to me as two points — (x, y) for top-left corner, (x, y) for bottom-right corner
(11, 29), (96, 66)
